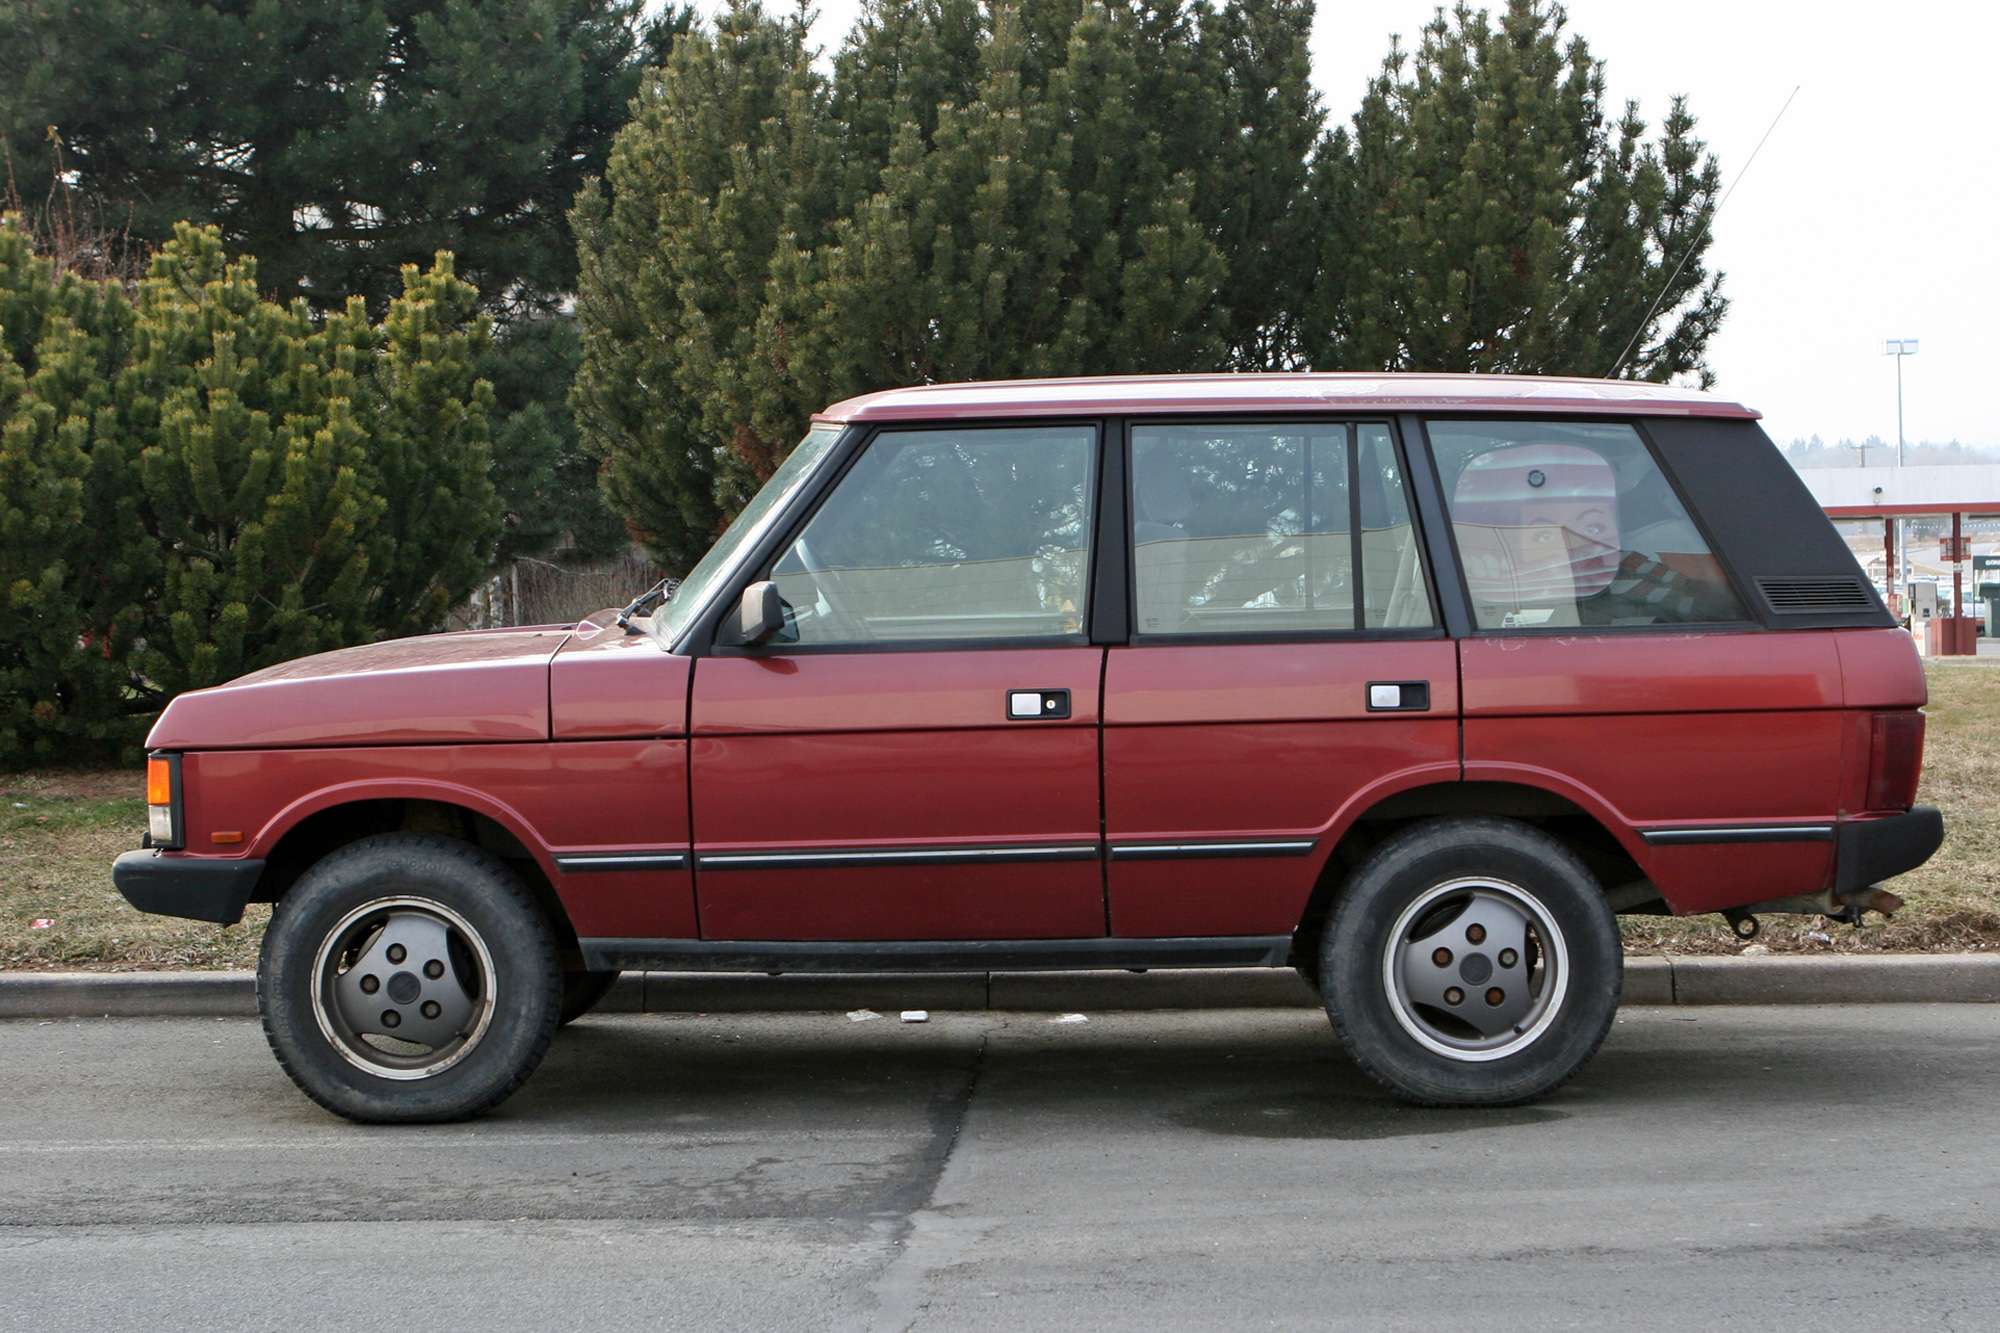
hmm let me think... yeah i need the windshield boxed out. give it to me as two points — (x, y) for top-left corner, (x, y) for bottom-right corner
(645, 425), (846, 646)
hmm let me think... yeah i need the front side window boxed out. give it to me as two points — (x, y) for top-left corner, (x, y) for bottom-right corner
(770, 425), (1096, 645)
(1429, 420), (1750, 629)
(1130, 422), (1434, 635)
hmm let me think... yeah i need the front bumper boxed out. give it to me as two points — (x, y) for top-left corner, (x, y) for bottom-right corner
(112, 850), (266, 925)
(1836, 806), (1944, 892)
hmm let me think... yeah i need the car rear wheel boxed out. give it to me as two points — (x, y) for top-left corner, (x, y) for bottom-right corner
(258, 833), (562, 1123)
(1320, 816), (1621, 1107)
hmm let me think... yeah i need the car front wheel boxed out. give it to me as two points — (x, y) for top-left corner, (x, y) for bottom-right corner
(1320, 816), (1622, 1107)
(258, 833), (562, 1123)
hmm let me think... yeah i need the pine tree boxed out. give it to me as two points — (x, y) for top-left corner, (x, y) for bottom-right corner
(0, 219), (501, 761)
(1304, 0), (1725, 382)
(364, 254), (504, 635)
(0, 0), (684, 563)
(482, 318), (628, 564)
(574, 0), (1319, 569)
(761, 0), (1228, 416)
(0, 219), (150, 761)
(571, 0), (832, 569)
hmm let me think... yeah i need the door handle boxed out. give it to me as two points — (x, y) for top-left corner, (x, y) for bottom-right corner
(1367, 681), (1431, 712)
(1007, 689), (1071, 720)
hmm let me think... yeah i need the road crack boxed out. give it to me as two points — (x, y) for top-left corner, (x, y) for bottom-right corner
(845, 1022), (995, 1333)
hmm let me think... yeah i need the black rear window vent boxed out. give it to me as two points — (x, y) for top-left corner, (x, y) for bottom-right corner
(1755, 575), (1877, 614)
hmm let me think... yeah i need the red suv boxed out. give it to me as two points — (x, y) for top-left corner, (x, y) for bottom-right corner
(113, 375), (1941, 1122)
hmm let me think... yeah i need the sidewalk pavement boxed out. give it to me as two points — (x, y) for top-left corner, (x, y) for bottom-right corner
(5, 953), (2000, 1018)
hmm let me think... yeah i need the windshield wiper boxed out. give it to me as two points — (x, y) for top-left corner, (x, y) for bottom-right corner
(615, 577), (679, 633)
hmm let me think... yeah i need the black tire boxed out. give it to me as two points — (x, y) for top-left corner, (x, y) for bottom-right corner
(258, 833), (562, 1124)
(1320, 816), (1621, 1107)
(559, 969), (621, 1025)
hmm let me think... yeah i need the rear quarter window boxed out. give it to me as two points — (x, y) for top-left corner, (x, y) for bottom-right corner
(1428, 420), (1751, 630)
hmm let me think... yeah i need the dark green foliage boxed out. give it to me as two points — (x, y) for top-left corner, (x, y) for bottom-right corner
(573, 0), (1322, 570)
(1305, 0), (1725, 382)
(571, 1), (829, 568)
(0, 0), (688, 563)
(481, 318), (625, 564)
(1, 0), (663, 316)
(0, 218), (500, 763)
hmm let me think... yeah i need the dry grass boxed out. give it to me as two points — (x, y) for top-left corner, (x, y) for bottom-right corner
(6, 659), (1999, 970)
(0, 769), (267, 972)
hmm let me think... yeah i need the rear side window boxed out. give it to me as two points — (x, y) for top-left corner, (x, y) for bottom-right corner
(1429, 421), (1750, 630)
(1130, 422), (1433, 635)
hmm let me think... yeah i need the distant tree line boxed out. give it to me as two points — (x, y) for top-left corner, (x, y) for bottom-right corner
(0, 0), (1729, 759)
(1787, 435), (1998, 469)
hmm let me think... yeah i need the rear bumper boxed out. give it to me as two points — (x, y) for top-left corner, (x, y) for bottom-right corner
(112, 850), (266, 926)
(1836, 806), (1944, 892)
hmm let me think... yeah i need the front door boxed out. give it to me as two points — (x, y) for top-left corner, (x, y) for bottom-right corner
(1103, 421), (1457, 937)
(691, 423), (1106, 941)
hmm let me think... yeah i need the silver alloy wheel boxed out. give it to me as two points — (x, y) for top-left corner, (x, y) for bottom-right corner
(310, 897), (496, 1081)
(1382, 876), (1570, 1063)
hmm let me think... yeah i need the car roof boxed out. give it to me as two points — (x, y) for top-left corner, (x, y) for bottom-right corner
(815, 373), (1759, 423)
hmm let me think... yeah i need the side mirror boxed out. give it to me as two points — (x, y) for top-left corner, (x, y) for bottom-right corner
(718, 580), (785, 647)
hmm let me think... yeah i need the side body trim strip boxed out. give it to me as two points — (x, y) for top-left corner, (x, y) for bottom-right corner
(1108, 839), (1318, 861)
(1638, 825), (1835, 846)
(697, 843), (1102, 871)
(554, 852), (690, 873)
(578, 935), (1294, 974)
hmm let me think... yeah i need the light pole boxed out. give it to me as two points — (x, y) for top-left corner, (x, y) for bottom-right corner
(1885, 338), (1919, 600)
(1885, 338), (1919, 465)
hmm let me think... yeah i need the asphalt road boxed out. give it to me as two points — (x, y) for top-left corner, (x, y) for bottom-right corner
(3, 1003), (1997, 1331)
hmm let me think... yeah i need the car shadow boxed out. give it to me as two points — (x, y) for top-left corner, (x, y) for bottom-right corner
(503, 1010), (1904, 1139)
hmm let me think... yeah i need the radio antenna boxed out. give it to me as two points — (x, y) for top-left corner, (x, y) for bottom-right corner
(1606, 84), (1800, 379)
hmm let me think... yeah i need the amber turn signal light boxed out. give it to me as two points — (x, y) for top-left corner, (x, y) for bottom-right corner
(146, 757), (172, 807)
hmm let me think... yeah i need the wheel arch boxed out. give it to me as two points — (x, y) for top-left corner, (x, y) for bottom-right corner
(1292, 778), (1655, 973)
(249, 784), (578, 950)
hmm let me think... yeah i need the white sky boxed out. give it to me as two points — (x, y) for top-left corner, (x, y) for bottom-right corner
(756, 0), (2000, 450)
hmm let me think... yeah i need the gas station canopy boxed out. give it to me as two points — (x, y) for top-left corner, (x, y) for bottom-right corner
(1800, 464), (2000, 518)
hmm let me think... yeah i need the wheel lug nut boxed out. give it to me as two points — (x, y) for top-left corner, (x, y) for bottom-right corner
(1465, 923), (1486, 945)
(424, 959), (445, 980)
(381, 1009), (401, 1029)
(1485, 988), (1505, 1006)
(360, 974), (380, 994)
(1444, 987), (1464, 1006)
(386, 943), (406, 964)
(1432, 947), (1453, 967)
(1499, 948), (1518, 968)
(421, 1000), (441, 1020)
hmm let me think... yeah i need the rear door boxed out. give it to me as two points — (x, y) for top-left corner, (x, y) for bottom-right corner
(690, 423), (1107, 941)
(1103, 420), (1458, 937)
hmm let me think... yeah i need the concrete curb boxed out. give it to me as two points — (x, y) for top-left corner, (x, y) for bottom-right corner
(4, 954), (1999, 1018)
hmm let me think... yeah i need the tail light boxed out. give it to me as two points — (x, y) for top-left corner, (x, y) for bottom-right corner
(145, 753), (183, 849)
(1865, 711), (1924, 811)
